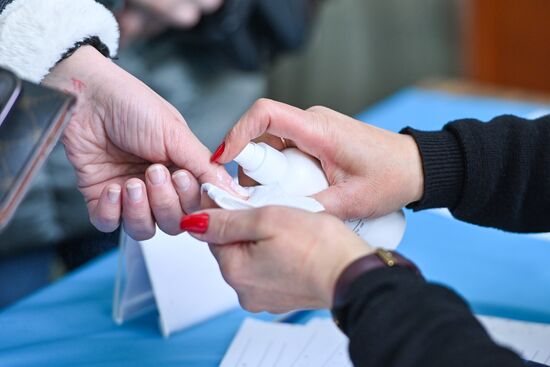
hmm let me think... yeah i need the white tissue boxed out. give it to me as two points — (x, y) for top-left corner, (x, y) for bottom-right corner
(202, 183), (325, 212)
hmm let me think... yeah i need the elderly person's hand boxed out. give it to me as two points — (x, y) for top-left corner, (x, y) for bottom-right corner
(43, 46), (238, 240)
(181, 206), (374, 312)
(118, 0), (224, 45)
(212, 99), (424, 220)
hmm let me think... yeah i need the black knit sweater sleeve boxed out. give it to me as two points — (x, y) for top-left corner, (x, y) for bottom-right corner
(335, 268), (526, 367)
(402, 114), (550, 233)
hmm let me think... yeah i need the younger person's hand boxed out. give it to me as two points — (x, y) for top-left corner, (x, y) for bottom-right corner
(212, 99), (424, 220)
(182, 207), (374, 312)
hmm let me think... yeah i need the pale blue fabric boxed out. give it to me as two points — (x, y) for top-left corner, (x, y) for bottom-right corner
(1, 88), (549, 366)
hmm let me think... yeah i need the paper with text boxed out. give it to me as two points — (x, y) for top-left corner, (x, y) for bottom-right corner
(221, 318), (352, 367)
(478, 316), (550, 365)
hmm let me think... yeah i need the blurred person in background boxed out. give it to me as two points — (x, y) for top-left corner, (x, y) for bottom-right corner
(0, 0), (318, 307)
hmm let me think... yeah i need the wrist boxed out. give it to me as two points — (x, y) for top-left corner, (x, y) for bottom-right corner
(332, 249), (421, 309)
(42, 46), (112, 97)
(318, 240), (374, 309)
(400, 127), (465, 210)
(399, 134), (424, 205)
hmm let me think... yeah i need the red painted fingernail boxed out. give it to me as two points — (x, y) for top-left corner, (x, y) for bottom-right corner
(180, 213), (209, 233)
(210, 141), (226, 163)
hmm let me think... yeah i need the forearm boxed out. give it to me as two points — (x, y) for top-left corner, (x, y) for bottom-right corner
(0, 0), (119, 83)
(403, 114), (550, 232)
(335, 268), (525, 367)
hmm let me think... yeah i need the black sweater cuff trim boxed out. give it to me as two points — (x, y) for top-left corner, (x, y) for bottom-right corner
(59, 36), (112, 64)
(400, 127), (465, 211)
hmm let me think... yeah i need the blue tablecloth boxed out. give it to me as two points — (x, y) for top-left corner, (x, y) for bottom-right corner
(1, 88), (550, 366)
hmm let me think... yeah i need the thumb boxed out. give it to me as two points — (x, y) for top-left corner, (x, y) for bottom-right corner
(165, 120), (243, 195)
(215, 99), (326, 164)
(181, 208), (275, 245)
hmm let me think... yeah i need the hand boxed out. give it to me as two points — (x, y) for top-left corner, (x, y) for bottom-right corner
(118, 0), (224, 45)
(212, 99), (424, 220)
(182, 207), (374, 312)
(43, 46), (237, 240)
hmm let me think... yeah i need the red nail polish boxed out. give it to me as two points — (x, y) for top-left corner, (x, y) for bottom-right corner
(210, 141), (226, 163)
(180, 213), (209, 233)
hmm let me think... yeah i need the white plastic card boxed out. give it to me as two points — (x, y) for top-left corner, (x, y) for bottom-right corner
(113, 228), (239, 337)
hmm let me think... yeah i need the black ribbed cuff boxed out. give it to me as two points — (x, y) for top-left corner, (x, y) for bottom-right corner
(0, 0), (14, 13)
(400, 127), (465, 211)
(59, 36), (112, 64)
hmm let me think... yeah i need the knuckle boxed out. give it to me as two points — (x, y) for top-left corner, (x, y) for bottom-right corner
(151, 196), (175, 213)
(238, 295), (261, 313)
(215, 211), (232, 242)
(307, 105), (330, 114)
(220, 259), (240, 287)
(255, 206), (278, 223)
(252, 98), (274, 113)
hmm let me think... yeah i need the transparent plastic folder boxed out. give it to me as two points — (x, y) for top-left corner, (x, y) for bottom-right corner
(113, 229), (239, 337)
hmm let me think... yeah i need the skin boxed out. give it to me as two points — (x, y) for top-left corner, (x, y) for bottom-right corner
(187, 207), (375, 312)
(118, 0), (224, 45)
(42, 46), (238, 240)
(217, 98), (425, 220)
(183, 98), (425, 312)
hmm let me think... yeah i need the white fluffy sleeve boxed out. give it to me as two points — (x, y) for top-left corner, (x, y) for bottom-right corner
(0, 0), (119, 83)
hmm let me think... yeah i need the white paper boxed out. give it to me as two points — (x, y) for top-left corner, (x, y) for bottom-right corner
(221, 318), (352, 367)
(139, 230), (239, 337)
(478, 315), (550, 364)
(223, 316), (550, 366)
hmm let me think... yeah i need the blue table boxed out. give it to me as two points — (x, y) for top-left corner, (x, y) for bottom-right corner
(1, 88), (550, 366)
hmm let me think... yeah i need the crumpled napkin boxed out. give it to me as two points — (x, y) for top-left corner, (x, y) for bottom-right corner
(202, 183), (325, 212)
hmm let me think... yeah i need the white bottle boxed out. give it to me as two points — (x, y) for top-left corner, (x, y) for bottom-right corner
(234, 142), (406, 250)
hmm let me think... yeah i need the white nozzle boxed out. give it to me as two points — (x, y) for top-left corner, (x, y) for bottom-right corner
(234, 142), (288, 185)
(234, 142), (265, 171)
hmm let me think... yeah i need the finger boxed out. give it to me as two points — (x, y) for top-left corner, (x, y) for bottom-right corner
(89, 184), (122, 233)
(170, 1), (201, 27)
(195, 0), (223, 13)
(215, 99), (324, 164)
(134, 0), (200, 27)
(313, 181), (368, 220)
(253, 132), (296, 151)
(145, 164), (185, 235)
(181, 207), (277, 244)
(122, 178), (156, 240)
(163, 119), (246, 197)
(171, 169), (201, 213)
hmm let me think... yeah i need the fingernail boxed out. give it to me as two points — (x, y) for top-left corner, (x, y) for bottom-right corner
(180, 213), (209, 233)
(148, 165), (166, 186)
(210, 141), (226, 163)
(107, 186), (121, 204)
(127, 183), (143, 202)
(173, 171), (191, 191)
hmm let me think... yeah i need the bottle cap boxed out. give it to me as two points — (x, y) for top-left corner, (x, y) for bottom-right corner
(234, 142), (287, 185)
(234, 143), (265, 171)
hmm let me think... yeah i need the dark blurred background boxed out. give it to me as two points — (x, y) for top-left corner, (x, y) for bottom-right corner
(1, 0), (549, 308)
